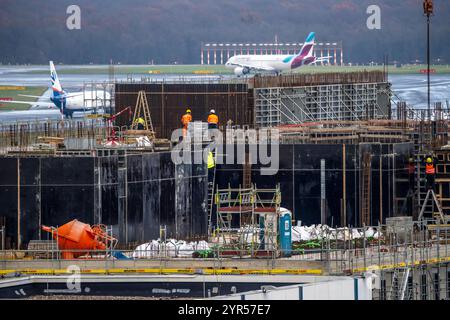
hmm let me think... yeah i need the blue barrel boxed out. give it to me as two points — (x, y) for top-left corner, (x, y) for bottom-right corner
(279, 208), (292, 257)
(259, 215), (265, 248)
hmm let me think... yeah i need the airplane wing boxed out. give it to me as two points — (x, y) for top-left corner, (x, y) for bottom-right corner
(228, 62), (276, 72)
(0, 100), (56, 107)
(63, 92), (83, 98)
(18, 94), (44, 98)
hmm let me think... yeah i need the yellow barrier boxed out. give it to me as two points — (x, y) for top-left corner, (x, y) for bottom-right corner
(0, 86), (26, 90)
(0, 268), (323, 276)
(4, 256), (449, 276)
(193, 70), (215, 75)
(349, 256), (450, 273)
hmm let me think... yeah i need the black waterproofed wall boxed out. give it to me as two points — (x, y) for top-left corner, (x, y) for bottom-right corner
(0, 151), (207, 248)
(214, 142), (412, 227)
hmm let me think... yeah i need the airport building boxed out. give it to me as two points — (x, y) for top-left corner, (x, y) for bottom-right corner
(201, 41), (344, 65)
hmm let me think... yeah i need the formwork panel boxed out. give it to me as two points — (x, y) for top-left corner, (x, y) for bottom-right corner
(115, 83), (252, 139)
(191, 161), (208, 239)
(41, 157), (96, 228)
(214, 142), (411, 228)
(175, 163), (192, 239)
(99, 155), (118, 227)
(0, 151), (209, 247)
(142, 153), (161, 241)
(20, 158), (41, 244)
(126, 155), (144, 243)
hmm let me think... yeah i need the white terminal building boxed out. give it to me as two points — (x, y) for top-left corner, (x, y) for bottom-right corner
(200, 40), (344, 65)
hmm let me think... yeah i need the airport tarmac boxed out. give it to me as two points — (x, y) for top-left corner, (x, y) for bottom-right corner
(0, 66), (448, 124)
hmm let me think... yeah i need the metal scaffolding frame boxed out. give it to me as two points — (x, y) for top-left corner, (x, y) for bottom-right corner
(83, 81), (115, 115)
(254, 82), (390, 127)
(213, 184), (281, 256)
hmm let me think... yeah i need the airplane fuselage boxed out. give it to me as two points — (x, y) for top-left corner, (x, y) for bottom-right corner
(225, 54), (317, 75)
(50, 90), (111, 112)
(226, 55), (292, 72)
(224, 32), (323, 76)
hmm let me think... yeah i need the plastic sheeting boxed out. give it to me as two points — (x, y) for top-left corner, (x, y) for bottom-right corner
(132, 239), (209, 258)
(291, 224), (381, 242)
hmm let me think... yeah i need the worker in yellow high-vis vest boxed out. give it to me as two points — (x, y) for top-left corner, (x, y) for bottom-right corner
(207, 151), (215, 169)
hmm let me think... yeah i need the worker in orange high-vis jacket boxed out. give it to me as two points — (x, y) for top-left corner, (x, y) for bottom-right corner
(207, 109), (219, 129)
(425, 156), (435, 190)
(181, 108), (192, 137)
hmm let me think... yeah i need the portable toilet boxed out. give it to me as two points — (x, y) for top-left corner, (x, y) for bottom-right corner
(278, 208), (292, 257)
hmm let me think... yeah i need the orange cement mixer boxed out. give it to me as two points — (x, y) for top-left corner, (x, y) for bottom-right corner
(42, 219), (117, 259)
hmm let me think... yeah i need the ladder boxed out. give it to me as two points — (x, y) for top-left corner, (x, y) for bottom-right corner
(131, 91), (155, 139)
(243, 152), (252, 189)
(418, 189), (445, 222)
(417, 155), (434, 218)
(118, 150), (128, 242)
(360, 152), (372, 226)
(389, 268), (411, 300)
(207, 163), (217, 235)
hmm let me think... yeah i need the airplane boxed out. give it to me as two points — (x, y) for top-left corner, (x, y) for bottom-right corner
(225, 32), (332, 76)
(1, 61), (111, 118)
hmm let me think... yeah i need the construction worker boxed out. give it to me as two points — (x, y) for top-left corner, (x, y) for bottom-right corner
(425, 156), (435, 190)
(207, 151), (215, 169)
(207, 109), (219, 130)
(181, 108), (192, 137)
(135, 117), (145, 130)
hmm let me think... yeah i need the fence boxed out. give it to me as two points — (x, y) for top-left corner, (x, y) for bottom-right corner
(1, 220), (449, 274)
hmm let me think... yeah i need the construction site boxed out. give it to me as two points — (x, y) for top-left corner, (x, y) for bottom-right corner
(0, 69), (450, 300)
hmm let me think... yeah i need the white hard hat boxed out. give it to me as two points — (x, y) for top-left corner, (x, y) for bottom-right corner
(210, 109), (215, 114)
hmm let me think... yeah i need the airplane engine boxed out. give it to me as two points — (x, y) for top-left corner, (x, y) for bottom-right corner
(303, 56), (316, 65)
(234, 67), (250, 76)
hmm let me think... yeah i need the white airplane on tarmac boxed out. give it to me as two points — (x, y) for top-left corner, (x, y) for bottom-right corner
(225, 32), (331, 76)
(2, 61), (111, 118)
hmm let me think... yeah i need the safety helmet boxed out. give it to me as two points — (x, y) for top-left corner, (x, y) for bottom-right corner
(210, 109), (215, 114)
(426, 157), (433, 164)
(408, 157), (414, 162)
(186, 109), (191, 114)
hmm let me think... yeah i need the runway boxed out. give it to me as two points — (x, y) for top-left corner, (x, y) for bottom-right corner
(0, 66), (448, 124)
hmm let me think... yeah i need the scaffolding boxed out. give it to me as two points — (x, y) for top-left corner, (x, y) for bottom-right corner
(83, 81), (115, 115)
(254, 82), (391, 127)
(213, 185), (281, 256)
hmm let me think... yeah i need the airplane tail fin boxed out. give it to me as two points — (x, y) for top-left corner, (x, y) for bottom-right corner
(297, 32), (315, 57)
(50, 61), (63, 98)
(49, 61), (67, 114)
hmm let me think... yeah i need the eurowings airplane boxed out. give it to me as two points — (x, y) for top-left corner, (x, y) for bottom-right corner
(225, 32), (331, 76)
(3, 61), (111, 117)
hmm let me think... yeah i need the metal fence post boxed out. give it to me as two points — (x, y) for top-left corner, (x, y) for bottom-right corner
(0, 226), (4, 251)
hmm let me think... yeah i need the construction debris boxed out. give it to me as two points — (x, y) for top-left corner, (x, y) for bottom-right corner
(292, 224), (381, 242)
(132, 239), (210, 258)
